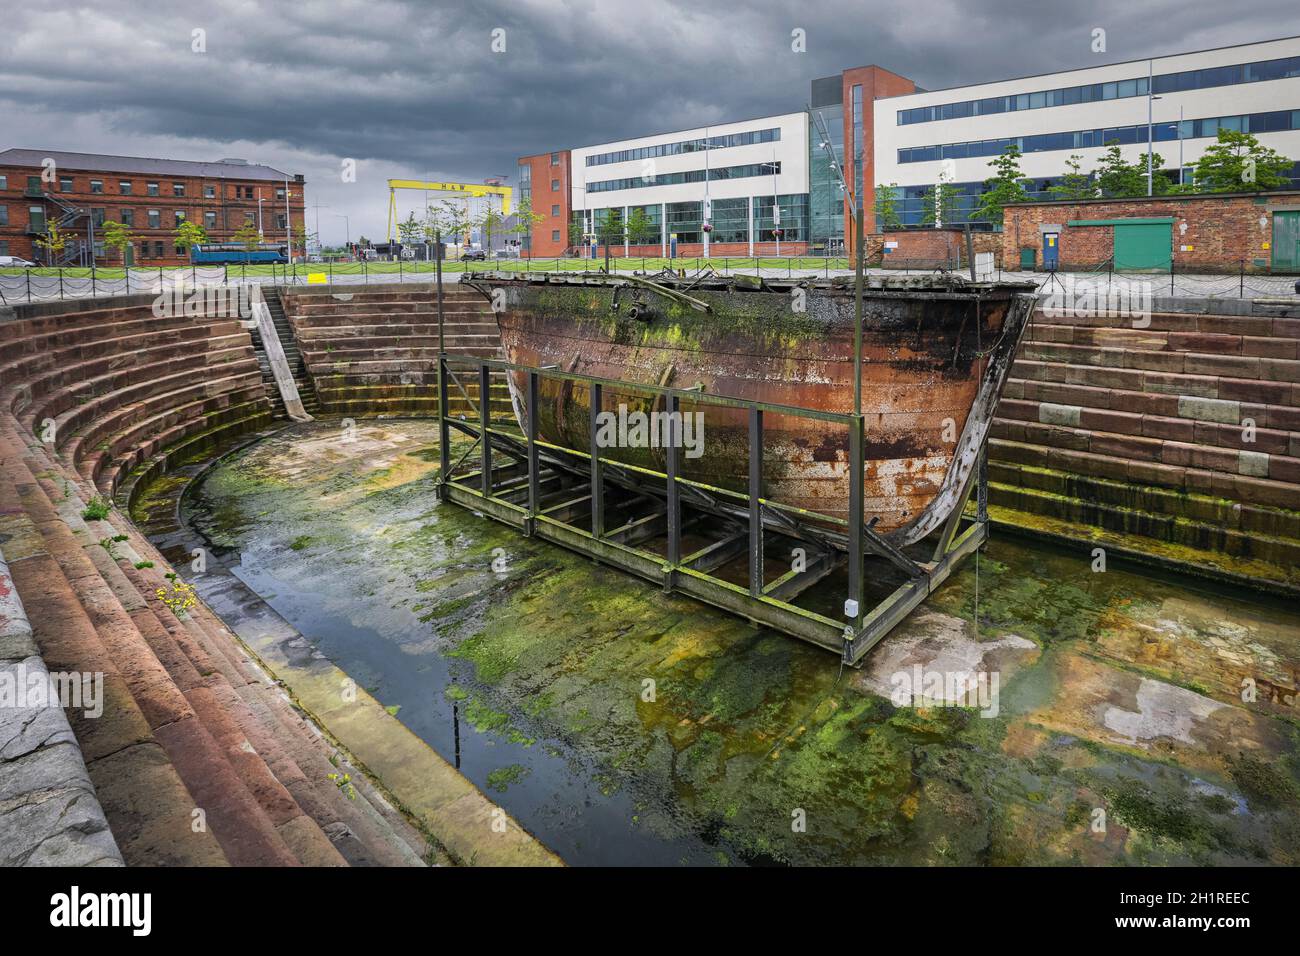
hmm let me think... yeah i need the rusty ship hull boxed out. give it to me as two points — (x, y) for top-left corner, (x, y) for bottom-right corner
(474, 272), (1035, 547)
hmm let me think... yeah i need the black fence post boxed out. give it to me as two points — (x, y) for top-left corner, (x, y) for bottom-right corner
(1240, 259), (1245, 298)
(479, 362), (492, 497)
(665, 392), (680, 590)
(526, 370), (540, 527)
(58, 269), (64, 299)
(590, 382), (603, 539)
(847, 416), (864, 633)
(748, 406), (763, 597)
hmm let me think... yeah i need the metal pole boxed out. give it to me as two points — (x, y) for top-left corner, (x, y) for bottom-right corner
(436, 228), (447, 474)
(479, 362), (492, 496)
(748, 406), (763, 597)
(1146, 59), (1154, 197)
(665, 392), (680, 586)
(848, 415), (864, 630)
(526, 370), (539, 528)
(853, 204), (864, 417)
(589, 382), (603, 538)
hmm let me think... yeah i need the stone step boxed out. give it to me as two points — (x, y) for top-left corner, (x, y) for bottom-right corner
(1010, 358), (1299, 408)
(1031, 308), (1300, 338)
(1020, 340), (1300, 382)
(1027, 321), (1300, 360)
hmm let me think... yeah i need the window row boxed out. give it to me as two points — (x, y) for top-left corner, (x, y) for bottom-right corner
(5, 175), (283, 201)
(898, 108), (1300, 163)
(897, 53), (1300, 125)
(585, 128), (781, 167)
(588, 162), (781, 193)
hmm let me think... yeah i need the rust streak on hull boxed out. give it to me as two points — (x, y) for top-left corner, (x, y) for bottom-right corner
(475, 273), (1035, 546)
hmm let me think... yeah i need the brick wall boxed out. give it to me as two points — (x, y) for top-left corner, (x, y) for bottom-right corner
(1003, 191), (1300, 272)
(519, 151), (571, 257)
(0, 162), (306, 266)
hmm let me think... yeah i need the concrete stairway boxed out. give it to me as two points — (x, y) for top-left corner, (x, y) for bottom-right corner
(988, 299), (1300, 588)
(0, 293), (430, 866)
(280, 283), (511, 418)
(260, 287), (321, 417)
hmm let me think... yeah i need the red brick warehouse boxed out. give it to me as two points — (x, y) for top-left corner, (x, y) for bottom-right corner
(0, 148), (307, 267)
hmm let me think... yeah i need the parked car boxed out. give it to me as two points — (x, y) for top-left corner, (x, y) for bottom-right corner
(0, 256), (37, 268)
(461, 249), (487, 261)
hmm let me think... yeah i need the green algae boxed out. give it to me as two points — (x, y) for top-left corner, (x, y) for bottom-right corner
(486, 764), (531, 793)
(185, 418), (1300, 867)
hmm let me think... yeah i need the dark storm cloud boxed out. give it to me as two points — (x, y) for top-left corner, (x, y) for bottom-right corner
(1, 0), (1293, 241)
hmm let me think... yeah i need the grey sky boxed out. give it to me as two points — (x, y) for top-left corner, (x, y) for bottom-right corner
(1, 0), (1292, 243)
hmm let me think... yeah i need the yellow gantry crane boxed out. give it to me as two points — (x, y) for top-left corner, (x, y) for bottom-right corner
(385, 179), (513, 244)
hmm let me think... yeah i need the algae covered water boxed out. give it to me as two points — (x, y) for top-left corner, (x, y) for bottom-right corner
(178, 419), (1300, 866)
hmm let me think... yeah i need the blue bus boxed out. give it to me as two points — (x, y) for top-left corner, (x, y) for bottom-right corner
(191, 243), (289, 265)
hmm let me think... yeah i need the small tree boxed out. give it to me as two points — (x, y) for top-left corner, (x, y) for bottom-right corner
(974, 144), (1031, 226)
(173, 220), (207, 256)
(873, 183), (902, 230)
(1190, 129), (1293, 193)
(101, 220), (136, 266)
(1047, 154), (1096, 201)
(427, 201), (471, 254)
(595, 208), (624, 249)
(1094, 142), (1169, 198)
(920, 181), (962, 227)
(397, 212), (422, 248)
(567, 219), (586, 253)
(232, 221), (262, 251)
(479, 206), (506, 257)
(292, 222), (317, 258)
(33, 221), (67, 265)
(509, 197), (545, 256)
(625, 207), (658, 248)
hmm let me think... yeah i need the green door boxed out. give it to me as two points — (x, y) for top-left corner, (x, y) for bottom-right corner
(1113, 222), (1172, 270)
(1273, 211), (1300, 270)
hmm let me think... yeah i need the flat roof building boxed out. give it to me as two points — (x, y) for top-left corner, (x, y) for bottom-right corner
(0, 148), (307, 266)
(517, 35), (1300, 254)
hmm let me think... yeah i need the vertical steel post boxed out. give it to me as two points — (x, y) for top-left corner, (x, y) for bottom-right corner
(665, 392), (681, 584)
(847, 415), (865, 628)
(526, 370), (540, 530)
(589, 382), (603, 538)
(479, 362), (491, 496)
(436, 230), (449, 487)
(977, 440), (989, 524)
(748, 406), (763, 597)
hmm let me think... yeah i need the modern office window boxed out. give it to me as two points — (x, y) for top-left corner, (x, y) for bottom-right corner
(897, 107), (1300, 162)
(90, 180), (103, 194)
(585, 128), (781, 167)
(709, 197), (749, 244)
(119, 180), (132, 195)
(899, 53), (1300, 125)
(173, 183), (185, 197)
(665, 200), (703, 243)
(147, 182), (159, 196)
(148, 209), (160, 228)
(588, 161), (781, 193)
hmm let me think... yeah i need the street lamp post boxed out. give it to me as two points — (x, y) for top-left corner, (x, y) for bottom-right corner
(334, 214), (350, 255)
(1146, 59), (1155, 197)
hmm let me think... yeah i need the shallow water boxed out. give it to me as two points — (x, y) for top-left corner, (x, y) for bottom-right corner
(179, 419), (1300, 866)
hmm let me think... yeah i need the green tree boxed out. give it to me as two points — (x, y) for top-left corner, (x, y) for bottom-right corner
(479, 206), (506, 257)
(1189, 129), (1293, 193)
(595, 208), (624, 248)
(567, 219), (586, 252)
(508, 197), (545, 255)
(397, 212), (422, 247)
(873, 183), (902, 230)
(427, 200), (471, 255)
(232, 221), (262, 251)
(292, 222), (317, 258)
(33, 221), (67, 265)
(1094, 142), (1170, 198)
(920, 181), (961, 227)
(625, 206), (658, 248)
(101, 220), (136, 265)
(1047, 154), (1096, 201)
(173, 220), (207, 255)
(974, 144), (1032, 226)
